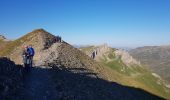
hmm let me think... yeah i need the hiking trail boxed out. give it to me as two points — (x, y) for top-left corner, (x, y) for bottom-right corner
(15, 66), (59, 100)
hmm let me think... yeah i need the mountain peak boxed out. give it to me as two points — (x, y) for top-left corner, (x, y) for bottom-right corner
(31, 28), (47, 33)
(0, 29), (58, 64)
(24, 28), (57, 47)
(27, 28), (50, 37)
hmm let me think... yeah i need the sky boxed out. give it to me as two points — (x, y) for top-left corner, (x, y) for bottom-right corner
(0, 0), (170, 47)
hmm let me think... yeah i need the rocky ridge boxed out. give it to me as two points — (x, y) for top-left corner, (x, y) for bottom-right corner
(115, 49), (141, 66)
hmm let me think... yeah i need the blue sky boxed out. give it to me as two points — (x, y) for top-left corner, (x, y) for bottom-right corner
(0, 0), (170, 47)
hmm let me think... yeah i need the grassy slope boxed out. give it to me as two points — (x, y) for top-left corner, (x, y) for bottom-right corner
(80, 46), (170, 99)
(0, 33), (33, 56)
(0, 29), (46, 57)
(0, 40), (8, 50)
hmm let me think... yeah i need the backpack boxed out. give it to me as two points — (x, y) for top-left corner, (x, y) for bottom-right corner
(28, 47), (35, 56)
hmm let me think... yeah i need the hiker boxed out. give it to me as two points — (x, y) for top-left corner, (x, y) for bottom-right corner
(91, 51), (95, 59)
(56, 35), (59, 42)
(60, 36), (62, 42)
(27, 45), (35, 67)
(58, 36), (61, 42)
(22, 46), (30, 72)
(54, 37), (57, 43)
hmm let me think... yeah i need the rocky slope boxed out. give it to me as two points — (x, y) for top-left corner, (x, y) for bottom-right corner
(37, 42), (164, 100)
(129, 46), (170, 84)
(0, 57), (24, 99)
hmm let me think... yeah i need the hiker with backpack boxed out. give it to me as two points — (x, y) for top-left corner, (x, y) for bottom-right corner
(27, 45), (35, 67)
(22, 46), (30, 72)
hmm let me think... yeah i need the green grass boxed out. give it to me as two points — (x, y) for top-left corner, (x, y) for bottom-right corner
(80, 46), (95, 52)
(136, 72), (170, 99)
(108, 52), (115, 59)
(102, 56), (170, 99)
(102, 54), (170, 99)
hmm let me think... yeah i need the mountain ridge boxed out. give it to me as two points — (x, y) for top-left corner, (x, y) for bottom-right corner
(0, 29), (169, 99)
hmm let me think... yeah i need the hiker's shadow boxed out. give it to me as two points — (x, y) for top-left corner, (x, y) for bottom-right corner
(45, 66), (165, 100)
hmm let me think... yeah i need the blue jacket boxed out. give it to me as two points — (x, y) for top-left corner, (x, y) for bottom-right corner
(27, 47), (35, 56)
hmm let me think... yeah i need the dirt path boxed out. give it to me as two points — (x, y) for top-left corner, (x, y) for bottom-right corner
(15, 66), (59, 100)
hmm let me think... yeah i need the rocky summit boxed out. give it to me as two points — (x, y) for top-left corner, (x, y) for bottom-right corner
(0, 29), (168, 100)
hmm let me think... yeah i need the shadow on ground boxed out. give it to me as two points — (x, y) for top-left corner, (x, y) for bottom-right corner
(51, 65), (165, 100)
(3, 64), (165, 100)
(13, 66), (59, 100)
(0, 57), (24, 100)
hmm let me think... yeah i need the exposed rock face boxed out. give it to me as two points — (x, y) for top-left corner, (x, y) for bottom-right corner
(0, 57), (24, 99)
(81, 44), (111, 60)
(94, 44), (111, 60)
(115, 49), (141, 66)
(36, 42), (61, 66)
(81, 44), (141, 66)
(129, 46), (170, 83)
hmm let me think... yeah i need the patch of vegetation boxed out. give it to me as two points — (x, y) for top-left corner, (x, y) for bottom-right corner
(80, 46), (95, 52)
(108, 52), (115, 59)
(136, 72), (170, 99)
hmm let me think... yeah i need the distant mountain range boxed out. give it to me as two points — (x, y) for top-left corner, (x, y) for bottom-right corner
(129, 46), (170, 85)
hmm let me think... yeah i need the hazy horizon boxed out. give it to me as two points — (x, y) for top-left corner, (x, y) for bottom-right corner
(0, 0), (170, 47)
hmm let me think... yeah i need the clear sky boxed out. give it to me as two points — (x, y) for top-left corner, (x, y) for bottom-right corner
(0, 0), (170, 47)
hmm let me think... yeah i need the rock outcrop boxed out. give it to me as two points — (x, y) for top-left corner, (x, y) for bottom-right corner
(81, 44), (141, 66)
(80, 44), (111, 60)
(115, 49), (141, 66)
